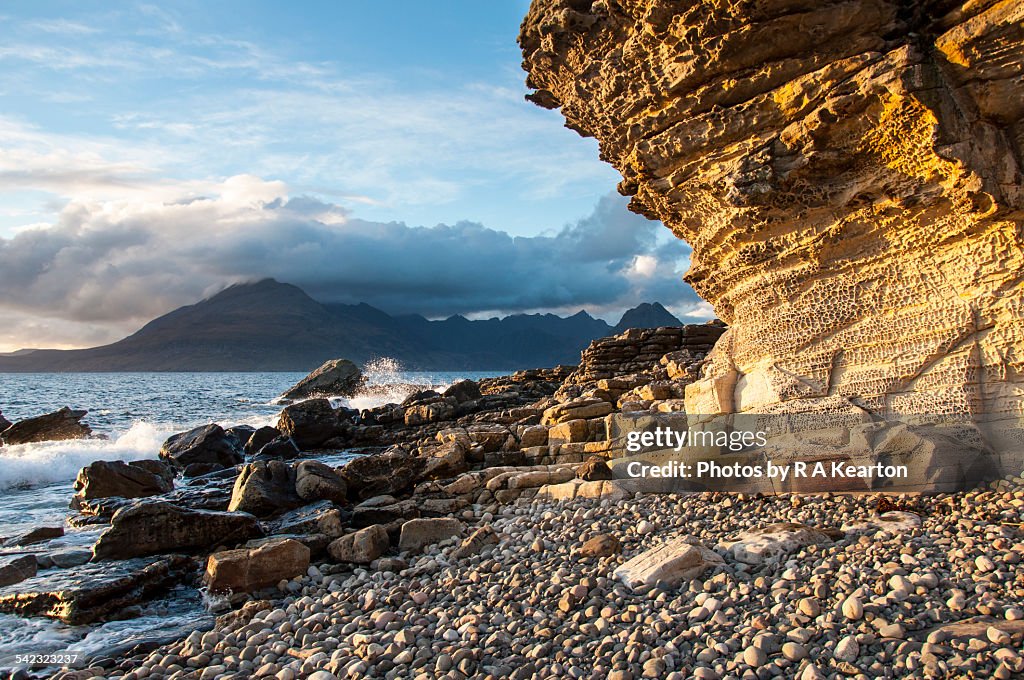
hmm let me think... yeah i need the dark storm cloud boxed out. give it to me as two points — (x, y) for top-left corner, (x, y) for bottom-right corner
(0, 178), (706, 347)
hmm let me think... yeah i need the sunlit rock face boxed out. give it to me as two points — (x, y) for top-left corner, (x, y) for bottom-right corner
(520, 1), (1024, 434)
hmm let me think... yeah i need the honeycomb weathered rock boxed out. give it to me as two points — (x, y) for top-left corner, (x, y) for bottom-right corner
(519, 0), (1024, 450)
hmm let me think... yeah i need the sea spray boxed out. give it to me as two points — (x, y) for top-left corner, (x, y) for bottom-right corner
(0, 422), (167, 491)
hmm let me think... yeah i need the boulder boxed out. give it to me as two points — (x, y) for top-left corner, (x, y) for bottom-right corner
(279, 358), (363, 401)
(340, 451), (425, 500)
(536, 479), (629, 502)
(444, 380), (482, 403)
(0, 555), (195, 624)
(403, 400), (456, 426)
(328, 525), (389, 564)
(0, 406), (92, 445)
(577, 456), (613, 481)
(277, 398), (355, 450)
(0, 409), (10, 431)
(0, 555), (38, 587)
(841, 511), (922, 536)
(719, 523), (835, 565)
(579, 534), (621, 558)
(270, 501), (346, 539)
(228, 461), (303, 518)
(4, 526), (64, 547)
(295, 460), (348, 504)
(92, 500), (262, 560)
(614, 538), (724, 590)
(71, 460), (174, 507)
(245, 426), (281, 456)
(541, 399), (613, 426)
(351, 499), (420, 528)
(204, 538), (310, 593)
(252, 435), (301, 461)
(160, 424), (243, 469)
(418, 441), (468, 481)
(451, 525), (499, 559)
(182, 462), (225, 477)
(226, 425), (256, 447)
(48, 548), (92, 569)
(398, 518), (463, 554)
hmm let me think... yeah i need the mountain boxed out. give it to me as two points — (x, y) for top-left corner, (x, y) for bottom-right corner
(0, 279), (688, 372)
(613, 302), (681, 334)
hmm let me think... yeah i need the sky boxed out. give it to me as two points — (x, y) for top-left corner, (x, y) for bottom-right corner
(0, 1), (712, 352)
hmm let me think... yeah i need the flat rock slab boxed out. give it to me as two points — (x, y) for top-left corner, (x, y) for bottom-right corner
(841, 511), (921, 536)
(719, 522), (834, 565)
(0, 555), (195, 624)
(614, 537), (723, 590)
(0, 555), (38, 587)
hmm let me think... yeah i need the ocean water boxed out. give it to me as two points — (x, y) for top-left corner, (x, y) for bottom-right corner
(0, 360), (499, 672)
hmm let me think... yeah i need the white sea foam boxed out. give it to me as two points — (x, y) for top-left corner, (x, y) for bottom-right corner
(0, 421), (168, 491)
(340, 357), (452, 411)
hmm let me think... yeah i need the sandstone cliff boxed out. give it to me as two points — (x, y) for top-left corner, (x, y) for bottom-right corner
(520, 0), (1024, 447)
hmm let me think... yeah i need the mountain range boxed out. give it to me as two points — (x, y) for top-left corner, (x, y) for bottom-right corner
(0, 279), (685, 372)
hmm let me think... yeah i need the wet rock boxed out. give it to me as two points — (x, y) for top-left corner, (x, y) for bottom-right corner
(226, 425), (256, 448)
(0, 407), (92, 445)
(328, 525), (389, 564)
(5, 525), (64, 547)
(398, 518), (463, 554)
(294, 460), (348, 504)
(244, 425), (281, 456)
(204, 538), (310, 593)
(182, 462), (225, 478)
(719, 522), (835, 565)
(340, 451), (425, 500)
(277, 398), (356, 450)
(71, 460), (174, 507)
(251, 435), (301, 461)
(92, 500), (262, 560)
(228, 461), (303, 518)
(160, 424), (244, 469)
(48, 548), (92, 569)
(0, 555), (195, 624)
(577, 456), (613, 481)
(0, 409), (10, 431)
(615, 537), (724, 590)
(279, 358), (363, 401)
(0, 555), (38, 587)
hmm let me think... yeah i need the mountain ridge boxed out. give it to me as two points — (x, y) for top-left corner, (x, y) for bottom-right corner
(0, 279), (687, 372)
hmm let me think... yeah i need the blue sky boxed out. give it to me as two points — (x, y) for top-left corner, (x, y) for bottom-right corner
(0, 1), (709, 351)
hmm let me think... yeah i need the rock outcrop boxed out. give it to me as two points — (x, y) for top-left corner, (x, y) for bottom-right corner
(160, 424), (244, 469)
(71, 460), (174, 508)
(92, 501), (262, 560)
(520, 1), (1024, 453)
(0, 406), (92, 445)
(279, 358), (363, 402)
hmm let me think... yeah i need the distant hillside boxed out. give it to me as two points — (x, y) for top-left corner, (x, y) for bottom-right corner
(0, 279), (684, 372)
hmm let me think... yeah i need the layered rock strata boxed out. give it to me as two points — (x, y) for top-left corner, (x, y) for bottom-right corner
(519, 1), (1024, 452)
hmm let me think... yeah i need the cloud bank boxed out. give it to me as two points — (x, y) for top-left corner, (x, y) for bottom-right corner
(0, 176), (709, 351)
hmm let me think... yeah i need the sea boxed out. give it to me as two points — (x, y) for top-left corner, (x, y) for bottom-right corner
(0, 361), (499, 672)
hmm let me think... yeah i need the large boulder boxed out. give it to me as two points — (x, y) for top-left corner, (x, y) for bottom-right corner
(277, 399), (356, 450)
(270, 501), (346, 538)
(295, 460), (348, 504)
(0, 410), (10, 431)
(327, 524), (389, 564)
(228, 461), (303, 517)
(92, 500), (262, 560)
(204, 538), (310, 593)
(71, 460), (174, 508)
(444, 380), (482, 404)
(0, 555), (195, 624)
(279, 358), (363, 401)
(160, 424), (243, 469)
(340, 451), (425, 500)
(0, 406), (92, 445)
